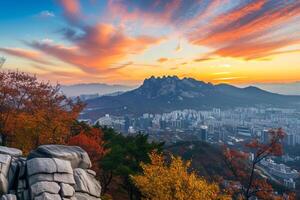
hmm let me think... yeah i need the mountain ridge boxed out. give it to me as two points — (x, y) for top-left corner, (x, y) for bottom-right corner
(82, 76), (300, 120)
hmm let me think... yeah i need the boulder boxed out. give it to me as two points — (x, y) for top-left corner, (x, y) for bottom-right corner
(30, 181), (60, 197)
(0, 147), (22, 157)
(73, 168), (101, 198)
(0, 145), (102, 199)
(17, 180), (26, 190)
(0, 194), (17, 200)
(34, 192), (61, 200)
(53, 159), (73, 174)
(29, 173), (75, 186)
(17, 158), (27, 178)
(27, 158), (57, 176)
(53, 174), (75, 185)
(75, 192), (101, 200)
(86, 170), (96, 177)
(28, 174), (54, 186)
(16, 189), (29, 200)
(0, 155), (11, 194)
(28, 145), (91, 169)
(0, 174), (8, 194)
(0, 155), (11, 175)
(59, 183), (74, 197)
(8, 157), (26, 190)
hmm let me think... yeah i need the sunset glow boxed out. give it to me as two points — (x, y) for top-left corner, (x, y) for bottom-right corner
(0, 0), (300, 85)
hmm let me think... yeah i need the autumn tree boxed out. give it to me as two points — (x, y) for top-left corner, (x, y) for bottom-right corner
(223, 128), (293, 200)
(131, 152), (230, 200)
(0, 71), (84, 153)
(68, 126), (106, 173)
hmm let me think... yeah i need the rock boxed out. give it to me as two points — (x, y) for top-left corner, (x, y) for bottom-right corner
(54, 174), (75, 185)
(8, 157), (26, 191)
(28, 145), (91, 169)
(75, 192), (101, 200)
(17, 158), (27, 178)
(0, 194), (17, 200)
(17, 179), (26, 189)
(7, 159), (17, 190)
(73, 168), (101, 198)
(28, 174), (54, 186)
(29, 173), (75, 186)
(0, 174), (8, 194)
(86, 170), (96, 177)
(60, 183), (74, 197)
(0, 155), (11, 195)
(34, 192), (61, 200)
(53, 159), (73, 174)
(62, 197), (76, 200)
(16, 189), (29, 200)
(0, 147), (22, 157)
(27, 158), (57, 176)
(0, 145), (102, 199)
(0, 155), (11, 175)
(30, 181), (60, 197)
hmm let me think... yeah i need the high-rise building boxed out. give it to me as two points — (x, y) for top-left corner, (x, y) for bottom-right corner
(284, 179), (296, 189)
(236, 126), (251, 137)
(261, 129), (270, 144)
(199, 125), (208, 142)
(285, 133), (296, 146)
(124, 116), (130, 133)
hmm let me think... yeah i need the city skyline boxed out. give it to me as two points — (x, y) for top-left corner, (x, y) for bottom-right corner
(0, 0), (300, 85)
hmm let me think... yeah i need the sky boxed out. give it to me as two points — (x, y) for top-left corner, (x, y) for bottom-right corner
(0, 0), (300, 86)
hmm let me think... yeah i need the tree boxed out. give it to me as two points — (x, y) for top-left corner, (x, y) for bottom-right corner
(68, 126), (106, 174)
(0, 71), (84, 153)
(223, 128), (294, 200)
(131, 152), (230, 200)
(100, 126), (164, 199)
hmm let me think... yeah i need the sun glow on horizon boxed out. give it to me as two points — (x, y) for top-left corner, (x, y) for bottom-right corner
(0, 0), (299, 85)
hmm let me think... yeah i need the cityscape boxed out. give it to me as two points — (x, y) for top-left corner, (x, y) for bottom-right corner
(81, 106), (300, 189)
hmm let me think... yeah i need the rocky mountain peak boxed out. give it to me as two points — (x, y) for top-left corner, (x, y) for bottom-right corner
(138, 76), (212, 98)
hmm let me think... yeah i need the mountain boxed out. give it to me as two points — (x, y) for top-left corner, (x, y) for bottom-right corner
(61, 83), (136, 97)
(82, 76), (300, 119)
(250, 82), (300, 95)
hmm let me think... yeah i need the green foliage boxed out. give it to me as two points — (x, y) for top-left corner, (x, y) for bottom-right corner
(99, 126), (164, 199)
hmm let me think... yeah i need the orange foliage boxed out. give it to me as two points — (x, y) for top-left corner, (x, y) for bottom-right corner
(223, 128), (290, 199)
(68, 128), (106, 173)
(0, 71), (84, 153)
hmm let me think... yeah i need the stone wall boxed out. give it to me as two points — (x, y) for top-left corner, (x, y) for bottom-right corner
(0, 145), (101, 200)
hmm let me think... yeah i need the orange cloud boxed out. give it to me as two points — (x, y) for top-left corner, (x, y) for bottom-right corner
(0, 47), (52, 65)
(28, 24), (162, 73)
(60, 0), (80, 15)
(193, 57), (214, 62)
(157, 57), (168, 63)
(213, 38), (300, 60)
(59, 0), (81, 23)
(211, 0), (266, 28)
(189, 1), (300, 59)
(107, 1), (300, 60)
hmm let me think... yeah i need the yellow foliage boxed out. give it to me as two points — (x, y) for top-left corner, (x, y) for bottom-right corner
(131, 152), (231, 200)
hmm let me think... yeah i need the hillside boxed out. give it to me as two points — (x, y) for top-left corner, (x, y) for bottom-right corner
(166, 141), (231, 181)
(82, 76), (300, 120)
